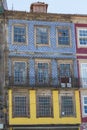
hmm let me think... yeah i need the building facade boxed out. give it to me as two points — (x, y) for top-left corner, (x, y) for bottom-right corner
(75, 21), (87, 130)
(3, 2), (81, 130)
(0, 0), (8, 129)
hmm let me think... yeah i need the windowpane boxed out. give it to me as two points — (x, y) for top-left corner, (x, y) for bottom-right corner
(80, 38), (87, 45)
(37, 93), (52, 117)
(14, 26), (26, 43)
(59, 63), (71, 87)
(58, 28), (70, 45)
(79, 30), (87, 36)
(36, 27), (48, 44)
(84, 106), (87, 114)
(14, 62), (26, 84)
(81, 63), (87, 88)
(37, 63), (49, 84)
(60, 64), (71, 77)
(61, 96), (74, 117)
(78, 29), (87, 45)
(83, 97), (87, 114)
(13, 96), (28, 117)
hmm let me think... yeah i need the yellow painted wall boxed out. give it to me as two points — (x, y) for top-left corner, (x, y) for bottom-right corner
(8, 90), (81, 125)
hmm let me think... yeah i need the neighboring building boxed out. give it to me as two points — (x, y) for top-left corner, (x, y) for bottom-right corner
(0, 0), (8, 129)
(0, 0), (7, 13)
(4, 2), (81, 130)
(75, 21), (87, 130)
(2, 0), (8, 10)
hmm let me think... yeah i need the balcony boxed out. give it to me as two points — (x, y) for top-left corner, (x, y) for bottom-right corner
(7, 76), (80, 89)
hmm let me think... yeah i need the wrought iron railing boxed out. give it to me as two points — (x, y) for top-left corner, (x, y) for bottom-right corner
(7, 76), (80, 89)
(0, 97), (6, 127)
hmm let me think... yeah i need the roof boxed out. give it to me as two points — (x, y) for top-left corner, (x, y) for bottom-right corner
(4, 10), (87, 23)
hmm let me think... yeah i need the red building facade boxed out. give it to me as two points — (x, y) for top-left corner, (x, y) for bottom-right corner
(75, 23), (87, 129)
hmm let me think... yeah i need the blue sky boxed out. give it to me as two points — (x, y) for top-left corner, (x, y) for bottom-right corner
(7, 0), (87, 14)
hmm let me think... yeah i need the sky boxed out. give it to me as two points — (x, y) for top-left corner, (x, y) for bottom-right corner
(6, 0), (87, 14)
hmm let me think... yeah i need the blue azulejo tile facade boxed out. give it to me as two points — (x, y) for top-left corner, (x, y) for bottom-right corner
(8, 19), (76, 54)
(8, 19), (78, 86)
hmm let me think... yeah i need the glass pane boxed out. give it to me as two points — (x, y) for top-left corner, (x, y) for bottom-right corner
(37, 63), (49, 83)
(60, 64), (71, 77)
(37, 96), (52, 117)
(14, 26), (26, 43)
(84, 97), (87, 104)
(61, 96), (74, 116)
(36, 27), (48, 44)
(80, 38), (87, 45)
(79, 30), (87, 36)
(79, 30), (87, 45)
(58, 28), (70, 45)
(14, 62), (26, 84)
(84, 106), (87, 114)
(14, 96), (27, 116)
(81, 63), (87, 87)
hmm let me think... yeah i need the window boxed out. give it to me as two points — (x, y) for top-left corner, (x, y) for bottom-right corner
(13, 24), (27, 44)
(60, 92), (75, 117)
(35, 60), (50, 85)
(83, 96), (87, 115)
(14, 61), (27, 84)
(81, 63), (87, 88)
(37, 63), (49, 84)
(35, 26), (49, 45)
(58, 60), (73, 88)
(77, 28), (87, 46)
(36, 90), (53, 117)
(60, 64), (71, 77)
(13, 90), (29, 117)
(57, 27), (71, 46)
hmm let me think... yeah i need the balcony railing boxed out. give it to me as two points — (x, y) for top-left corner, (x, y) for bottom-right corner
(0, 100), (6, 128)
(7, 76), (80, 89)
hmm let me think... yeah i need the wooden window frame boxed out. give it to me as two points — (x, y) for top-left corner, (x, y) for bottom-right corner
(58, 60), (73, 88)
(35, 59), (51, 85)
(36, 89), (53, 118)
(12, 24), (28, 45)
(59, 91), (76, 117)
(35, 25), (50, 46)
(12, 89), (30, 117)
(56, 26), (71, 47)
(11, 58), (29, 86)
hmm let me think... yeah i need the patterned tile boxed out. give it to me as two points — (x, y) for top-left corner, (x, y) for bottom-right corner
(8, 19), (77, 86)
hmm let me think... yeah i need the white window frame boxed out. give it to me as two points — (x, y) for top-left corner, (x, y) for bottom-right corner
(80, 63), (87, 88)
(82, 96), (87, 115)
(77, 27), (87, 48)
